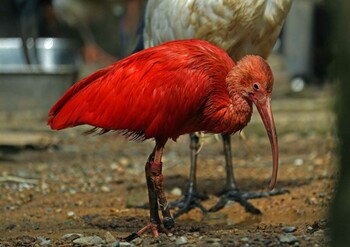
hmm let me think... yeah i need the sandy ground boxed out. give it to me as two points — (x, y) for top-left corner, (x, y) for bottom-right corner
(0, 56), (336, 246)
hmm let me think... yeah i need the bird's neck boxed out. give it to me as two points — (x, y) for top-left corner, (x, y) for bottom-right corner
(228, 92), (253, 133)
(223, 70), (254, 134)
(202, 89), (252, 135)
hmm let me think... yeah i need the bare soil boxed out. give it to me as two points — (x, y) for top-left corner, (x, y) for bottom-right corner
(0, 61), (336, 246)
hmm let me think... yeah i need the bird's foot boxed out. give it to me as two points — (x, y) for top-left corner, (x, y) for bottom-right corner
(124, 217), (175, 242)
(169, 192), (209, 218)
(123, 222), (159, 242)
(209, 188), (289, 214)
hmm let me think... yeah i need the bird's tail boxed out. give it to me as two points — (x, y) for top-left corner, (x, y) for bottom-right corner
(47, 65), (113, 130)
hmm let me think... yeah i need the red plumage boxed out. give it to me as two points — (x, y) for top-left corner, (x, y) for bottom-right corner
(48, 39), (278, 238)
(48, 39), (235, 142)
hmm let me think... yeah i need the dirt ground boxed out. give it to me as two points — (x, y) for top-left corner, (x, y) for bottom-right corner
(0, 58), (336, 246)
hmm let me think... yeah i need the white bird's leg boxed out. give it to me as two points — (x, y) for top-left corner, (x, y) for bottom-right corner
(221, 134), (238, 191)
(188, 133), (200, 196)
(169, 133), (208, 218)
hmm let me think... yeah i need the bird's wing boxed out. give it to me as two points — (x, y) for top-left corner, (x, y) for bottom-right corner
(48, 40), (233, 141)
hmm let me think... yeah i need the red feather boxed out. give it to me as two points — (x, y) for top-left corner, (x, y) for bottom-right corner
(48, 39), (235, 142)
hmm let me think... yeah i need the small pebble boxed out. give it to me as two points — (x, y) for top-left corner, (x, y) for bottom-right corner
(119, 241), (131, 247)
(307, 228), (318, 235)
(169, 236), (177, 242)
(176, 236), (188, 246)
(192, 232), (200, 238)
(313, 229), (325, 237)
(61, 233), (83, 241)
(294, 158), (304, 166)
(278, 234), (298, 244)
(105, 231), (117, 244)
(240, 237), (249, 242)
(171, 187), (182, 196)
(73, 236), (103, 246)
(282, 226), (297, 233)
(206, 238), (222, 244)
(101, 185), (111, 192)
(36, 236), (50, 246)
(67, 211), (75, 218)
(118, 157), (130, 166)
(109, 241), (120, 247)
(110, 162), (119, 170)
(69, 188), (77, 194)
(131, 237), (143, 246)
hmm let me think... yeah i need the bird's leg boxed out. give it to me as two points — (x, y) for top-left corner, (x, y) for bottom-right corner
(221, 134), (238, 192)
(169, 133), (208, 218)
(150, 144), (175, 230)
(125, 144), (174, 241)
(145, 151), (161, 232)
(209, 134), (287, 214)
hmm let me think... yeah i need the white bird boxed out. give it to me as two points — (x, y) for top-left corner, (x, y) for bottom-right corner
(142, 0), (293, 217)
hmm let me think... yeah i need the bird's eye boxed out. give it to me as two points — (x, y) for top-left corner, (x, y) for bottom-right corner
(253, 83), (260, 91)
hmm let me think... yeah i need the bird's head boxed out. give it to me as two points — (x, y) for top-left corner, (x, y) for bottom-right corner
(227, 55), (274, 100)
(227, 55), (278, 190)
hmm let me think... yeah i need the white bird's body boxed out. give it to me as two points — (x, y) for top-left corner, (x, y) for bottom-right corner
(144, 0), (292, 60)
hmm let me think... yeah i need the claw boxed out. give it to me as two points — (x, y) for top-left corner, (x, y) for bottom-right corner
(209, 189), (288, 214)
(169, 193), (209, 218)
(124, 222), (159, 242)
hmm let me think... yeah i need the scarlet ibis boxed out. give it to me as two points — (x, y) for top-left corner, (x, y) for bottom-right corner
(48, 39), (278, 239)
(142, 0), (292, 216)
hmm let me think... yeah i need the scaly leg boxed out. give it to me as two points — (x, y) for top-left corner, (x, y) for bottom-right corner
(125, 142), (175, 241)
(209, 134), (287, 213)
(169, 133), (208, 218)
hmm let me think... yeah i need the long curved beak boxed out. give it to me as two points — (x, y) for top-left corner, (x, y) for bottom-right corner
(254, 96), (279, 190)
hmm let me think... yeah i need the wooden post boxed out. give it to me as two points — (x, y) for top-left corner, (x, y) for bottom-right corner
(330, 0), (350, 246)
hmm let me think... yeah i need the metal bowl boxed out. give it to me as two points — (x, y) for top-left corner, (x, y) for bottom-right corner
(0, 37), (81, 68)
(0, 38), (82, 113)
(0, 38), (25, 65)
(36, 38), (82, 69)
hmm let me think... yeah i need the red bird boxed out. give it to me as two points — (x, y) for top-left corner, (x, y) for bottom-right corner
(141, 0), (292, 217)
(48, 39), (278, 239)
